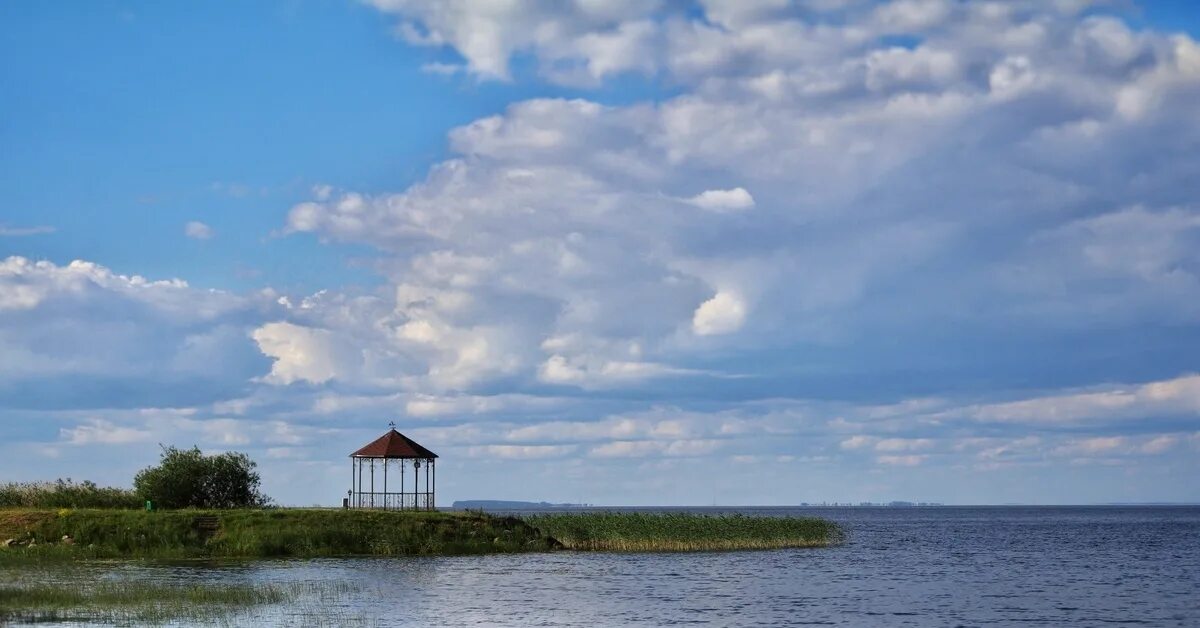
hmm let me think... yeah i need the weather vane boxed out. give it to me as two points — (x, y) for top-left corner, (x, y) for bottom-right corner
(388, 420), (396, 429)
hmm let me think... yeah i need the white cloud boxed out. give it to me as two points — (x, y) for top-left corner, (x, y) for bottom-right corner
(687, 187), (755, 212)
(0, 256), (193, 312)
(588, 439), (721, 458)
(957, 374), (1200, 425)
(1139, 435), (1177, 454)
(280, 1), (1200, 394)
(692, 291), (747, 336)
(403, 393), (562, 418)
(8, 1), (1200, 505)
(537, 355), (691, 388)
(1054, 436), (1126, 456)
(465, 444), (578, 459)
(0, 257), (264, 402)
(1050, 433), (1187, 458)
(367, 0), (660, 82)
(60, 419), (153, 445)
(877, 454), (926, 467)
(291, 0), (1200, 400)
(874, 438), (933, 452)
(252, 322), (344, 385)
(185, 221), (214, 240)
(502, 411), (726, 444)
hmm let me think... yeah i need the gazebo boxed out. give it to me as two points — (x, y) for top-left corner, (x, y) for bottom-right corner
(348, 423), (437, 510)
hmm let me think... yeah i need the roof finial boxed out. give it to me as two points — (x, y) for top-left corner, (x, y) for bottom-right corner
(388, 420), (396, 429)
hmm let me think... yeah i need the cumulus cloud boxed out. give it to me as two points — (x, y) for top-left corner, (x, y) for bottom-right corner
(0, 256), (270, 409)
(692, 291), (747, 336)
(6, 1), (1200, 504)
(686, 187), (755, 212)
(252, 322), (344, 385)
(185, 221), (214, 240)
(282, 1), (1200, 407)
(367, 0), (661, 83)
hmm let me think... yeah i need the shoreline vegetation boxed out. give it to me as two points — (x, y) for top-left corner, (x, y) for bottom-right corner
(0, 508), (840, 623)
(0, 508), (841, 560)
(0, 581), (296, 624)
(529, 512), (843, 552)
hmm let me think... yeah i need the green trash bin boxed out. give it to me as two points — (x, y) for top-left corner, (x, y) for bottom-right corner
(144, 500), (154, 512)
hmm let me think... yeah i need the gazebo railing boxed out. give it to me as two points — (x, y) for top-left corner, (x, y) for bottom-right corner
(349, 491), (435, 511)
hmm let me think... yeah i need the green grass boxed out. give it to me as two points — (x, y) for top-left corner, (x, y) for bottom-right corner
(0, 581), (307, 624)
(0, 508), (841, 560)
(525, 512), (843, 551)
(0, 508), (556, 560)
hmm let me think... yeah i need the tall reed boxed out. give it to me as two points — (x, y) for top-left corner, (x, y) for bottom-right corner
(0, 581), (294, 623)
(526, 511), (842, 551)
(0, 480), (140, 509)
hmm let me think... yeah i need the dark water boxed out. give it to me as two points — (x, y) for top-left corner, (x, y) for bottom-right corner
(19, 506), (1200, 626)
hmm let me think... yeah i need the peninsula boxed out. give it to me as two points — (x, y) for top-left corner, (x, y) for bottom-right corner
(1, 508), (841, 559)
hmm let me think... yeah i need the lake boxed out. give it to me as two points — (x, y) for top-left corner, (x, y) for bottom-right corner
(14, 506), (1200, 626)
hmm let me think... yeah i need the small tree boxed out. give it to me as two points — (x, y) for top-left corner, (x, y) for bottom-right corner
(134, 446), (269, 509)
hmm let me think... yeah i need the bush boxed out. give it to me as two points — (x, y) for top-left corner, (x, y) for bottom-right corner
(133, 446), (269, 509)
(0, 479), (141, 509)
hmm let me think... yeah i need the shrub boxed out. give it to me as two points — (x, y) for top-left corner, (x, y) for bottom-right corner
(133, 446), (269, 509)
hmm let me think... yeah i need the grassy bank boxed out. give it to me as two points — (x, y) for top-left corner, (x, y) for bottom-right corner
(0, 581), (291, 624)
(527, 512), (843, 551)
(0, 508), (556, 560)
(0, 509), (841, 560)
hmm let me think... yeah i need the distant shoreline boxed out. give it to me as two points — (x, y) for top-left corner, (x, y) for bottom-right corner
(452, 500), (593, 510)
(454, 502), (1200, 509)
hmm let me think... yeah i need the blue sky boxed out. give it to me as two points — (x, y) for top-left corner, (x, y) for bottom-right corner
(2, 1), (1199, 506)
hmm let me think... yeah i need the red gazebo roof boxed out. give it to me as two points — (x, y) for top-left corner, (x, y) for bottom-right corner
(351, 428), (438, 459)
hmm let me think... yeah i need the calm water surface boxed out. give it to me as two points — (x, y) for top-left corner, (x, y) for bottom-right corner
(17, 506), (1200, 626)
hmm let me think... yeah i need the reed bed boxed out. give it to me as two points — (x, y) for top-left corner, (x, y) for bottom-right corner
(526, 511), (843, 552)
(0, 581), (292, 623)
(0, 480), (140, 509)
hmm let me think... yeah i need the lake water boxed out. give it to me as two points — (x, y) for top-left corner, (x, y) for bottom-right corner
(14, 506), (1200, 626)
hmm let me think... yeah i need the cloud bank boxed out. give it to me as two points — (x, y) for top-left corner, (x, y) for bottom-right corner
(5, 0), (1200, 505)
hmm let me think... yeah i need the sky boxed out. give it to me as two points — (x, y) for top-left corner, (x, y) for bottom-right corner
(2, 0), (1199, 506)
